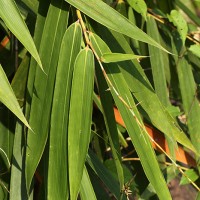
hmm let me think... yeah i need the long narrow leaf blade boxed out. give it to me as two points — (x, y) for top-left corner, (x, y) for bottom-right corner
(65, 0), (169, 53)
(91, 25), (196, 153)
(101, 53), (147, 63)
(25, 0), (69, 191)
(0, 0), (42, 69)
(47, 22), (82, 200)
(90, 33), (172, 200)
(68, 48), (94, 200)
(80, 166), (97, 200)
(0, 64), (29, 128)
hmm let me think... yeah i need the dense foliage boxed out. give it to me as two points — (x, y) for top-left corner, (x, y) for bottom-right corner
(0, 0), (200, 199)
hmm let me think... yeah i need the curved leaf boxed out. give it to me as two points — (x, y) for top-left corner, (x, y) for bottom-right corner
(47, 22), (82, 200)
(0, 64), (29, 128)
(68, 48), (94, 200)
(65, 0), (170, 53)
(25, 0), (69, 191)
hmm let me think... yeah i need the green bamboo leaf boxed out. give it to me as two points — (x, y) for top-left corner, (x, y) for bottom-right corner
(175, 0), (200, 26)
(10, 122), (28, 200)
(127, 0), (147, 20)
(90, 33), (172, 200)
(147, 16), (169, 106)
(128, 7), (140, 53)
(25, 0), (51, 120)
(47, 22), (82, 200)
(95, 54), (124, 189)
(80, 166), (97, 200)
(147, 16), (176, 159)
(91, 24), (196, 153)
(65, 0), (169, 53)
(180, 169), (199, 185)
(68, 47), (94, 200)
(188, 44), (200, 58)
(87, 150), (120, 199)
(0, 0), (42, 69)
(25, 0), (69, 191)
(168, 10), (188, 45)
(177, 57), (200, 153)
(0, 64), (29, 128)
(101, 53), (147, 63)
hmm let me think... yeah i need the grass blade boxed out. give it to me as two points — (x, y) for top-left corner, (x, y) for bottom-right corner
(47, 22), (82, 200)
(68, 47), (94, 200)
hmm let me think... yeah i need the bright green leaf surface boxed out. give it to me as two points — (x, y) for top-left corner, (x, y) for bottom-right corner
(0, 0), (42, 69)
(80, 166), (97, 200)
(65, 0), (169, 53)
(180, 169), (199, 185)
(0, 64), (29, 128)
(188, 44), (200, 58)
(25, 0), (69, 191)
(127, 0), (147, 20)
(101, 53), (147, 63)
(47, 22), (82, 200)
(68, 48), (94, 200)
(168, 10), (188, 45)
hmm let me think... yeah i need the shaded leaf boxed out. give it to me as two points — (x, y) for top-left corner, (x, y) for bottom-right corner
(87, 150), (120, 199)
(0, 0), (42, 69)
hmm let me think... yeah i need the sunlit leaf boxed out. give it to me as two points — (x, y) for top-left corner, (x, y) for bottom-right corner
(65, 0), (169, 53)
(168, 10), (188, 45)
(101, 53), (147, 63)
(127, 0), (147, 20)
(68, 47), (94, 200)
(25, 0), (69, 191)
(0, 64), (29, 128)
